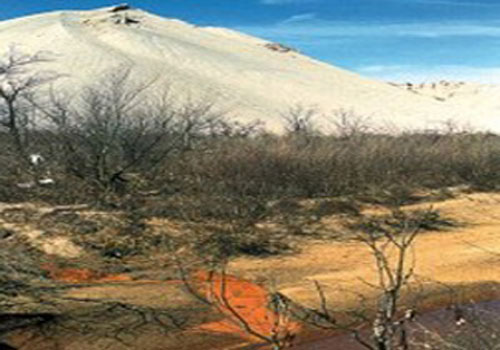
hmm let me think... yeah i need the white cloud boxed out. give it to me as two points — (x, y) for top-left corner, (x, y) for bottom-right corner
(409, 0), (500, 7)
(357, 64), (500, 83)
(235, 13), (500, 84)
(262, 0), (500, 7)
(281, 13), (317, 24)
(239, 19), (500, 39)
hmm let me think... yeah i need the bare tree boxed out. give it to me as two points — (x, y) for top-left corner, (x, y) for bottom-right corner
(297, 209), (426, 350)
(0, 47), (58, 155)
(38, 68), (225, 194)
(360, 213), (418, 350)
(330, 108), (371, 139)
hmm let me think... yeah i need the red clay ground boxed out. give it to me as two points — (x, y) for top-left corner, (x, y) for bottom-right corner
(41, 263), (132, 283)
(194, 271), (300, 342)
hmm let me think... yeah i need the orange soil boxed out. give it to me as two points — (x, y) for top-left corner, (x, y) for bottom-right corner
(195, 271), (301, 342)
(41, 263), (132, 283)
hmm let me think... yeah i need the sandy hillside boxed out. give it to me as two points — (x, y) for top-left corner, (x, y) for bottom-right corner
(1, 5), (500, 132)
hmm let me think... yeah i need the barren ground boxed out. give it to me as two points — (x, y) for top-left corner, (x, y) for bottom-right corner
(4, 192), (500, 350)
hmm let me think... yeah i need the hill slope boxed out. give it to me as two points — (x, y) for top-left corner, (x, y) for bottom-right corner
(0, 5), (498, 132)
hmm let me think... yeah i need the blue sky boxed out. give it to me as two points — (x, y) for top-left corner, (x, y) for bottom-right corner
(1, 0), (500, 82)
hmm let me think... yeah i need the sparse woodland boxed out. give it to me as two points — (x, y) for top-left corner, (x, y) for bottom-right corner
(1, 49), (500, 350)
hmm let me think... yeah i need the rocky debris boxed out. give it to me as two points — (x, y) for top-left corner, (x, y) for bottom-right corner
(390, 80), (469, 102)
(109, 13), (141, 25)
(264, 42), (297, 53)
(109, 4), (132, 13)
(124, 16), (140, 25)
(80, 5), (141, 27)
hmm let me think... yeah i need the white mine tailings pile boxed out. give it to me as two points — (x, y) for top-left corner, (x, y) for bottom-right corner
(1, 5), (500, 132)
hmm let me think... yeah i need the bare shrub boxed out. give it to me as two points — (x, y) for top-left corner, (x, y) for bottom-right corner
(282, 104), (319, 137)
(311, 198), (361, 217)
(329, 108), (372, 139)
(33, 68), (230, 202)
(0, 47), (58, 155)
(288, 208), (440, 350)
(2, 57), (500, 206)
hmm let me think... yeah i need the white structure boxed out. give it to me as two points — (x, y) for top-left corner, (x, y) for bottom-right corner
(38, 178), (55, 186)
(16, 181), (36, 189)
(29, 153), (44, 166)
